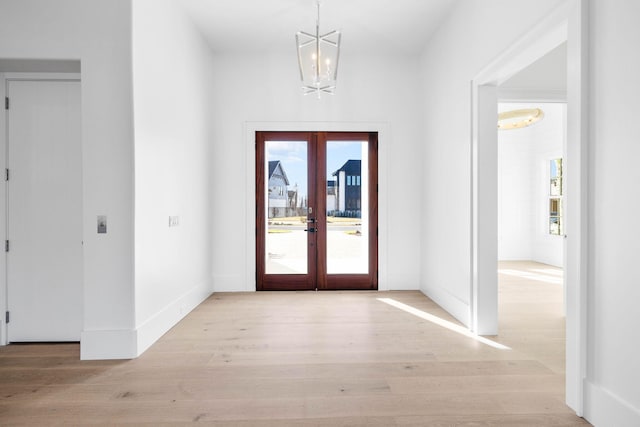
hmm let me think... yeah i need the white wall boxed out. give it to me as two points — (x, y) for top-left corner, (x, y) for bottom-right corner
(498, 102), (565, 267)
(209, 49), (424, 292)
(132, 0), (214, 355)
(421, 0), (640, 424)
(0, 0), (135, 359)
(584, 0), (640, 424)
(418, 0), (565, 325)
(0, 0), (216, 360)
(3, 5), (638, 422)
(531, 103), (565, 266)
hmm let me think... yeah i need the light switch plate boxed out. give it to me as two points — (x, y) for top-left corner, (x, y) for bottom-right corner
(97, 215), (107, 233)
(169, 216), (179, 227)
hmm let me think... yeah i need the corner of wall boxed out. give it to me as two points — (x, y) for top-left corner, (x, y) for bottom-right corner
(584, 381), (640, 427)
(135, 279), (213, 356)
(419, 284), (470, 328)
(212, 274), (252, 292)
(80, 329), (138, 360)
(80, 279), (212, 360)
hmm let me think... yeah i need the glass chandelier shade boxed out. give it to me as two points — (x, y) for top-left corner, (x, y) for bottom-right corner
(296, 1), (341, 98)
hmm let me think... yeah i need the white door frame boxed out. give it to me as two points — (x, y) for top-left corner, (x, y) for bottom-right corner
(1, 72), (82, 346)
(470, 0), (588, 415)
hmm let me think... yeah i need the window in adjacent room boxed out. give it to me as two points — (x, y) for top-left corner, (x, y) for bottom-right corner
(549, 158), (563, 235)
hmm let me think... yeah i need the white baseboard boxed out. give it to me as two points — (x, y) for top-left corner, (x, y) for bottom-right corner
(584, 380), (640, 427)
(135, 280), (212, 356)
(80, 280), (213, 360)
(80, 328), (137, 360)
(420, 284), (470, 327)
(212, 274), (253, 292)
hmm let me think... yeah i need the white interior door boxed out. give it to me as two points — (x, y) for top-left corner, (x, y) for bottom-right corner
(6, 79), (82, 342)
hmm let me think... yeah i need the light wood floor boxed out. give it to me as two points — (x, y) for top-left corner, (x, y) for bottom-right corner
(0, 261), (590, 425)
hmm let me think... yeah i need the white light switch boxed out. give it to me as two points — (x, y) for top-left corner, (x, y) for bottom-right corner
(169, 216), (180, 227)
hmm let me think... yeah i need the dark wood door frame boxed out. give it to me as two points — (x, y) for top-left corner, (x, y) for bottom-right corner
(256, 131), (316, 291)
(256, 131), (378, 291)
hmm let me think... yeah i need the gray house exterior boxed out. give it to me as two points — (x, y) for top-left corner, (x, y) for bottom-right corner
(332, 159), (361, 217)
(268, 160), (289, 218)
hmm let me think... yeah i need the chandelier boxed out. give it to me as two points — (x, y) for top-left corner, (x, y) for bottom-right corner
(296, 1), (341, 98)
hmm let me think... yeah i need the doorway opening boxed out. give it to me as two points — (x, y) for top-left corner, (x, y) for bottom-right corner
(255, 131), (378, 291)
(497, 97), (567, 373)
(497, 100), (567, 317)
(471, 0), (587, 414)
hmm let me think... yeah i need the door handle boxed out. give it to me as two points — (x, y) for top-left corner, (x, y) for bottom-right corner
(304, 227), (317, 233)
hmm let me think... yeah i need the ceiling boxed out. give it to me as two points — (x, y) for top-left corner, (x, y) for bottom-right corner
(179, 0), (458, 54)
(501, 42), (567, 93)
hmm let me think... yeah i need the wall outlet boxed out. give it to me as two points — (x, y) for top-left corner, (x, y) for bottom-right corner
(169, 216), (180, 227)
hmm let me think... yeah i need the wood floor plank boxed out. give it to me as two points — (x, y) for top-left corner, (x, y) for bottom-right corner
(0, 262), (590, 425)
(396, 413), (590, 426)
(387, 374), (565, 395)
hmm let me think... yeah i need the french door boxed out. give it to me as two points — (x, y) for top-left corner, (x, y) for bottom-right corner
(256, 131), (378, 291)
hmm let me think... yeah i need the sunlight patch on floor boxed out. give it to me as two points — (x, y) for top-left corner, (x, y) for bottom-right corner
(498, 269), (563, 285)
(377, 298), (511, 351)
(531, 268), (563, 277)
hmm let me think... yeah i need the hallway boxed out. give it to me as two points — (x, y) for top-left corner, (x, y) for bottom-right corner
(0, 264), (588, 425)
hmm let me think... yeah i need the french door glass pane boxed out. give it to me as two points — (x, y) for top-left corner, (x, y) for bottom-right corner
(326, 140), (368, 274)
(265, 141), (308, 274)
